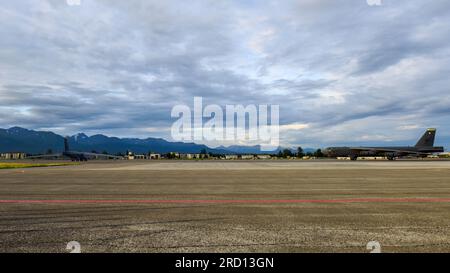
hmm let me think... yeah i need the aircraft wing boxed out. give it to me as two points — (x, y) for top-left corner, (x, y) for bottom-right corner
(27, 153), (63, 159)
(81, 152), (123, 159)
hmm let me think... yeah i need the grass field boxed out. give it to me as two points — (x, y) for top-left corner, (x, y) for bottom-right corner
(0, 162), (77, 169)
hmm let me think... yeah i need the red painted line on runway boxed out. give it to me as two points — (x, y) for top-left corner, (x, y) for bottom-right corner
(1, 198), (450, 204)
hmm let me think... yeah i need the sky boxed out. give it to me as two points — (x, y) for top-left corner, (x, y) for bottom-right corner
(0, 0), (449, 148)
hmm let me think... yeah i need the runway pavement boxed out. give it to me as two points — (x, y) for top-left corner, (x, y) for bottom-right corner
(0, 160), (449, 252)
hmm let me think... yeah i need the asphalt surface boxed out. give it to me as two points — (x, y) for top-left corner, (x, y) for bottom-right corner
(0, 160), (449, 253)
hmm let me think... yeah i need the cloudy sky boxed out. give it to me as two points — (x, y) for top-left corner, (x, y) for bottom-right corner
(1, 0), (449, 148)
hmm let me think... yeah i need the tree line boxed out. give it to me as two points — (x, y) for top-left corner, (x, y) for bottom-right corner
(276, 147), (324, 158)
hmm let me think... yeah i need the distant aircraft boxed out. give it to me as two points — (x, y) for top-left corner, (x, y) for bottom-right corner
(323, 128), (444, 160)
(28, 137), (122, 161)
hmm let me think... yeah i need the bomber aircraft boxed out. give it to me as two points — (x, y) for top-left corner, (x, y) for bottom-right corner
(29, 137), (122, 161)
(323, 128), (444, 160)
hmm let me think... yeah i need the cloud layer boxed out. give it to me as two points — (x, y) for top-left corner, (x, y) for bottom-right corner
(1, 0), (449, 147)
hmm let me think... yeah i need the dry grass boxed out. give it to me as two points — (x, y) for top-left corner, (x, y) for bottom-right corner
(0, 162), (77, 169)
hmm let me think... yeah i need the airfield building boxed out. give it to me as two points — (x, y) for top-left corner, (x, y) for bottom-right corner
(149, 154), (161, 160)
(0, 152), (26, 160)
(134, 154), (146, 160)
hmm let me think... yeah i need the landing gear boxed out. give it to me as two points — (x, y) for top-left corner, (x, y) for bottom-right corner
(350, 155), (358, 161)
(72, 158), (87, 162)
(387, 156), (395, 161)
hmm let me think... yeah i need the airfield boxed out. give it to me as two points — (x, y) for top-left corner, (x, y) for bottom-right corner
(0, 160), (450, 253)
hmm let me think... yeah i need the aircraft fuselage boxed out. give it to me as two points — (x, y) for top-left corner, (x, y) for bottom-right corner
(63, 151), (88, 161)
(323, 128), (444, 160)
(323, 146), (444, 159)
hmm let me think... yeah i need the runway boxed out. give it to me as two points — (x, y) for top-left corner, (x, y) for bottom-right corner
(1, 160), (449, 252)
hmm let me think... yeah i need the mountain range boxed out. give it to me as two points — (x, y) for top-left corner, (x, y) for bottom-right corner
(0, 127), (305, 155)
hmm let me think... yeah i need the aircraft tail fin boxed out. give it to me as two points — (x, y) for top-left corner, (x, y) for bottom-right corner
(64, 137), (70, 152)
(415, 128), (436, 147)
